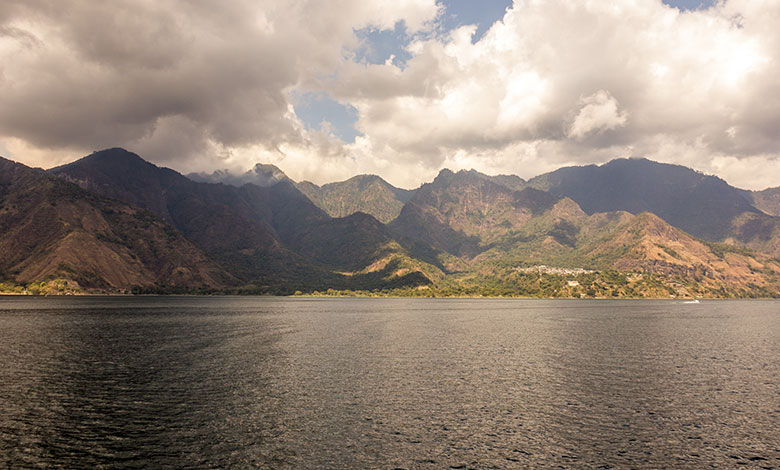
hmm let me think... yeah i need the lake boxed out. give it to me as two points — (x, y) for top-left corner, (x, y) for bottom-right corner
(1, 297), (779, 469)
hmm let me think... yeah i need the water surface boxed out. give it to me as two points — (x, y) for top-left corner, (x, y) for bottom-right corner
(1, 297), (779, 469)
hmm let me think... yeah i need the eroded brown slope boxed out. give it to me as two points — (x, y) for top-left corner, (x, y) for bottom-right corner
(0, 157), (231, 291)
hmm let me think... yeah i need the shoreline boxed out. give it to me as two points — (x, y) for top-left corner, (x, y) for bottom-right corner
(2, 292), (778, 300)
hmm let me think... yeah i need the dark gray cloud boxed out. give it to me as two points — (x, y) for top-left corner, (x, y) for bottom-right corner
(0, 0), (440, 176)
(0, 0), (306, 159)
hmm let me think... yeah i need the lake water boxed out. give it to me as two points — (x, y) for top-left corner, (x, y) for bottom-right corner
(1, 297), (779, 469)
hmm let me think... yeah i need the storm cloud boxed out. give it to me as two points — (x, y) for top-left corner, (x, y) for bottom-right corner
(1, 0), (779, 189)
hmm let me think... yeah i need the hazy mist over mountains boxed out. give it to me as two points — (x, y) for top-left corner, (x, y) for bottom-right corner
(1, 147), (778, 297)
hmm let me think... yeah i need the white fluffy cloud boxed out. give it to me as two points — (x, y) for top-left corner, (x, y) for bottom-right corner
(568, 91), (628, 140)
(1, 0), (780, 190)
(324, 0), (780, 188)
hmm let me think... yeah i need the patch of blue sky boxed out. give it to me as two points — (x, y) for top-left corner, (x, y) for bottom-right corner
(353, 21), (413, 68)
(662, 0), (718, 11)
(352, 0), (514, 68)
(292, 91), (362, 143)
(438, 0), (513, 43)
(302, 1), (516, 143)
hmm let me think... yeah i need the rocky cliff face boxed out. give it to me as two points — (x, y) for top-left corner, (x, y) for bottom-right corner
(0, 156), (231, 292)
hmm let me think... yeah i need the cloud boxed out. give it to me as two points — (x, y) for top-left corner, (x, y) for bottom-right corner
(1, 0), (780, 190)
(323, 0), (780, 188)
(0, 0), (438, 169)
(568, 91), (628, 140)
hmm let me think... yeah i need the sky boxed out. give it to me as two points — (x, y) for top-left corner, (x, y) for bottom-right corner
(1, 0), (778, 190)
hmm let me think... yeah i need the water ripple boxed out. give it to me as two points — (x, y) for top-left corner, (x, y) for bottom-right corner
(1, 297), (779, 469)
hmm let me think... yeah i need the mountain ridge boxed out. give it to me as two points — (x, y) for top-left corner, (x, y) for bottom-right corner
(295, 174), (415, 223)
(2, 148), (778, 297)
(186, 164), (527, 223)
(1, 156), (232, 293)
(390, 165), (780, 297)
(748, 186), (780, 217)
(48, 148), (439, 292)
(527, 157), (780, 258)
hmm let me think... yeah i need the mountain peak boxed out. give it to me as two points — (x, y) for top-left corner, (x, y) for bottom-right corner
(296, 173), (414, 223)
(324, 174), (383, 189)
(455, 168), (492, 180)
(82, 147), (149, 165)
(50, 148), (164, 178)
(434, 168), (455, 182)
(0, 155), (44, 185)
(550, 197), (586, 219)
(188, 162), (291, 187)
(430, 168), (525, 192)
(248, 163), (290, 185)
(528, 156), (759, 241)
(89, 147), (139, 157)
(431, 168), (492, 187)
(489, 173), (525, 191)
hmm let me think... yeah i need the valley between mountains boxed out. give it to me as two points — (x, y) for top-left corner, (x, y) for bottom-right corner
(1, 148), (779, 298)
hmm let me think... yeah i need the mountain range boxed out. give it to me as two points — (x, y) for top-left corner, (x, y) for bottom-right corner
(190, 165), (416, 223)
(1, 148), (778, 297)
